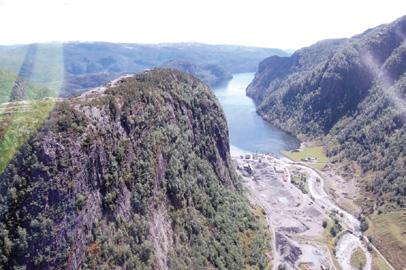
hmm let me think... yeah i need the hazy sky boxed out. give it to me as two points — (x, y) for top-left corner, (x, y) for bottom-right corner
(0, 0), (405, 49)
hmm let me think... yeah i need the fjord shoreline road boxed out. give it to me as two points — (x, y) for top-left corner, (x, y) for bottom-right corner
(213, 73), (394, 270)
(234, 153), (374, 270)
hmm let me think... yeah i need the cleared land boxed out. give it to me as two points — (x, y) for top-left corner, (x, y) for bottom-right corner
(235, 153), (333, 269)
(282, 146), (329, 170)
(279, 143), (402, 270)
(233, 152), (374, 270)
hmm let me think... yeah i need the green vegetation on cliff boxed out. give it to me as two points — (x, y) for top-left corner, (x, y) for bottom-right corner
(247, 16), (406, 211)
(0, 69), (271, 269)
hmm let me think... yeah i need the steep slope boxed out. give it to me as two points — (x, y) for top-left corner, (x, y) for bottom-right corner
(0, 69), (271, 269)
(161, 60), (233, 87)
(0, 42), (287, 97)
(247, 16), (406, 210)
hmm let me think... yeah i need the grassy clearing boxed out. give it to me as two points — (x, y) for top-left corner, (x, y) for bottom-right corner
(282, 146), (329, 170)
(0, 100), (55, 173)
(366, 210), (406, 270)
(350, 247), (367, 269)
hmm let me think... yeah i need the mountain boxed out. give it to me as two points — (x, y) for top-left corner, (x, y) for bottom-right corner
(0, 42), (287, 97)
(161, 60), (233, 87)
(247, 16), (406, 211)
(0, 69), (271, 269)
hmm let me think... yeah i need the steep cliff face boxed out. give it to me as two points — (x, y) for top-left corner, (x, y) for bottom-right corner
(0, 69), (270, 269)
(247, 38), (346, 103)
(247, 16), (406, 210)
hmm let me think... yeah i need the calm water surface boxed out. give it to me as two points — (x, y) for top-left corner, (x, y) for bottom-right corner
(214, 73), (299, 156)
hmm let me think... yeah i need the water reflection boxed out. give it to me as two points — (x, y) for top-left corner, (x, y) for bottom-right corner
(214, 73), (299, 156)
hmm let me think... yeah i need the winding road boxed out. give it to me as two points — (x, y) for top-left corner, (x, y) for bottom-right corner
(234, 152), (380, 270)
(295, 163), (372, 270)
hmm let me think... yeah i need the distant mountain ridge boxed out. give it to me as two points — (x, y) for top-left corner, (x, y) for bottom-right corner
(161, 60), (233, 87)
(0, 42), (287, 97)
(247, 15), (406, 210)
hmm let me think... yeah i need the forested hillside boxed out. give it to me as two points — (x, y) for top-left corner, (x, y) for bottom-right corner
(0, 42), (286, 97)
(0, 69), (271, 269)
(161, 60), (233, 87)
(247, 16), (406, 211)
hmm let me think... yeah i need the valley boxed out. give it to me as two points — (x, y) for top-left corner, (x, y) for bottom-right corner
(0, 1), (404, 269)
(216, 74), (398, 270)
(241, 16), (406, 270)
(0, 64), (403, 270)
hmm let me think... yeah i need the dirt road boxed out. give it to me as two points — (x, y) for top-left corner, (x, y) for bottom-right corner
(233, 151), (373, 270)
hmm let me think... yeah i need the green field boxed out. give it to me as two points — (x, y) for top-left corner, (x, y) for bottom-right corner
(0, 67), (60, 174)
(282, 146), (329, 170)
(0, 100), (55, 173)
(366, 211), (406, 269)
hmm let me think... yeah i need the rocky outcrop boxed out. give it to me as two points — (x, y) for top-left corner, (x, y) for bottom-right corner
(0, 69), (270, 269)
(275, 232), (302, 267)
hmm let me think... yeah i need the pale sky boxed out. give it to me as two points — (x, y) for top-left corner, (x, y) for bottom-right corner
(0, 0), (405, 49)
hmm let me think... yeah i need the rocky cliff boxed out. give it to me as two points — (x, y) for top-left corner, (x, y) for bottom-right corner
(0, 69), (270, 269)
(247, 16), (406, 210)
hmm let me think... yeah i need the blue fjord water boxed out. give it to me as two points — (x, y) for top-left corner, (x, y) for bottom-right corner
(213, 73), (299, 156)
